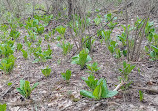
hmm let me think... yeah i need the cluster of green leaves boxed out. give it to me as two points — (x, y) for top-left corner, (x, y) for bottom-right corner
(44, 33), (50, 41)
(27, 30), (37, 42)
(80, 75), (118, 100)
(0, 54), (15, 74)
(142, 20), (158, 60)
(16, 43), (23, 51)
(69, 15), (90, 36)
(61, 69), (72, 81)
(0, 41), (14, 58)
(21, 49), (28, 59)
(93, 15), (102, 26)
(34, 14), (53, 26)
(71, 48), (91, 69)
(24, 18), (44, 35)
(96, 13), (123, 58)
(87, 62), (100, 75)
(139, 90), (144, 101)
(105, 13), (118, 30)
(82, 36), (95, 52)
(57, 41), (73, 56)
(9, 23), (20, 40)
(81, 74), (98, 90)
(0, 103), (7, 111)
(41, 66), (51, 77)
(16, 80), (39, 99)
(33, 45), (52, 63)
(133, 17), (158, 61)
(119, 61), (135, 81)
(9, 29), (20, 40)
(147, 45), (158, 60)
(56, 25), (66, 39)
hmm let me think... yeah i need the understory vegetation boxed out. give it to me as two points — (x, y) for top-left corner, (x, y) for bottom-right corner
(0, 0), (158, 111)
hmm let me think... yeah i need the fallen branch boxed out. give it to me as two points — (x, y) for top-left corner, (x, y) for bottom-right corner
(113, 81), (125, 91)
(132, 86), (158, 94)
(8, 99), (35, 107)
(88, 102), (102, 111)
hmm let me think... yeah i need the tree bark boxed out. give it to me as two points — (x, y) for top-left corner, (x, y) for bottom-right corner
(68, 0), (73, 21)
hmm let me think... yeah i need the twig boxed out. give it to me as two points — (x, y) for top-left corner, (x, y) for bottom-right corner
(132, 86), (158, 94)
(8, 99), (35, 107)
(131, 17), (146, 61)
(0, 76), (28, 99)
(113, 81), (125, 91)
(125, 0), (130, 61)
(88, 102), (102, 111)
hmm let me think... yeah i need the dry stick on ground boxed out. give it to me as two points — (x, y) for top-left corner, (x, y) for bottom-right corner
(132, 86), (158, 94)
(113, 81), (125, 91)
(0, 76), (28, 99)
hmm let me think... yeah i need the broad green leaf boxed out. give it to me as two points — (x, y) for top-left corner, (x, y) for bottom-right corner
(41, 67), (51, 77)
(100, 79), (109, 98)
(32, 82), (39, 91)
(0, 103), (7, 111)
(24, 81), (31, 98)
(80, 90), (94, 98)
(20, 80), (25, 91)
(151, 45), (158, 53)
(61, 69), (71, 80)
(105, 90), (118, 98)
(93, 81), (103, 100)
(16, 88), (25, 97)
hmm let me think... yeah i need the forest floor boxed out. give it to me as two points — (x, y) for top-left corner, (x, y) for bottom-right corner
(0, 13), (158, 111)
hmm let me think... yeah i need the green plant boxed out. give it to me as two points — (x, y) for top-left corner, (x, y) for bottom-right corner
(33, 45), (52, 63)
(82, 36), (95, 52)
(9, 29), (20, 40)
(21, 49), (28, 59)
(37, 25), (44, 35)
(139, 90), (143, 101)
(27, 30), (37, 42)
(0, 43), (14, 58)
(16, 80), (39, 99)
(93, 15), (102, 25)
(71, 48), (92, 69)
(57, 41), (73, 56)
(17, 43), (23, 51)
(80, 78), (118, 100)
(105, 13), (118, 30)
(101, 30), (111, 42)
(108, 40), (117, 54)
(61, 69), (72, 81)
(44, 34), (50, 41)
(0, 55), (15, 74)
(55, 25), (66, 39)
(119, 61), (135, 81)
(7, 82), (12, 86)
(81, 74), (98, 90)
(149, 45), (158, 60)
(41, 66), (51, 77)
(87, 62), (100, 75)
(0, 103), (7, 111)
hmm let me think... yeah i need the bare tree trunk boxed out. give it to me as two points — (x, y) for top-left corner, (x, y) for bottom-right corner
(68, 0), (73, 21)
(125, 0), (129, 61)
